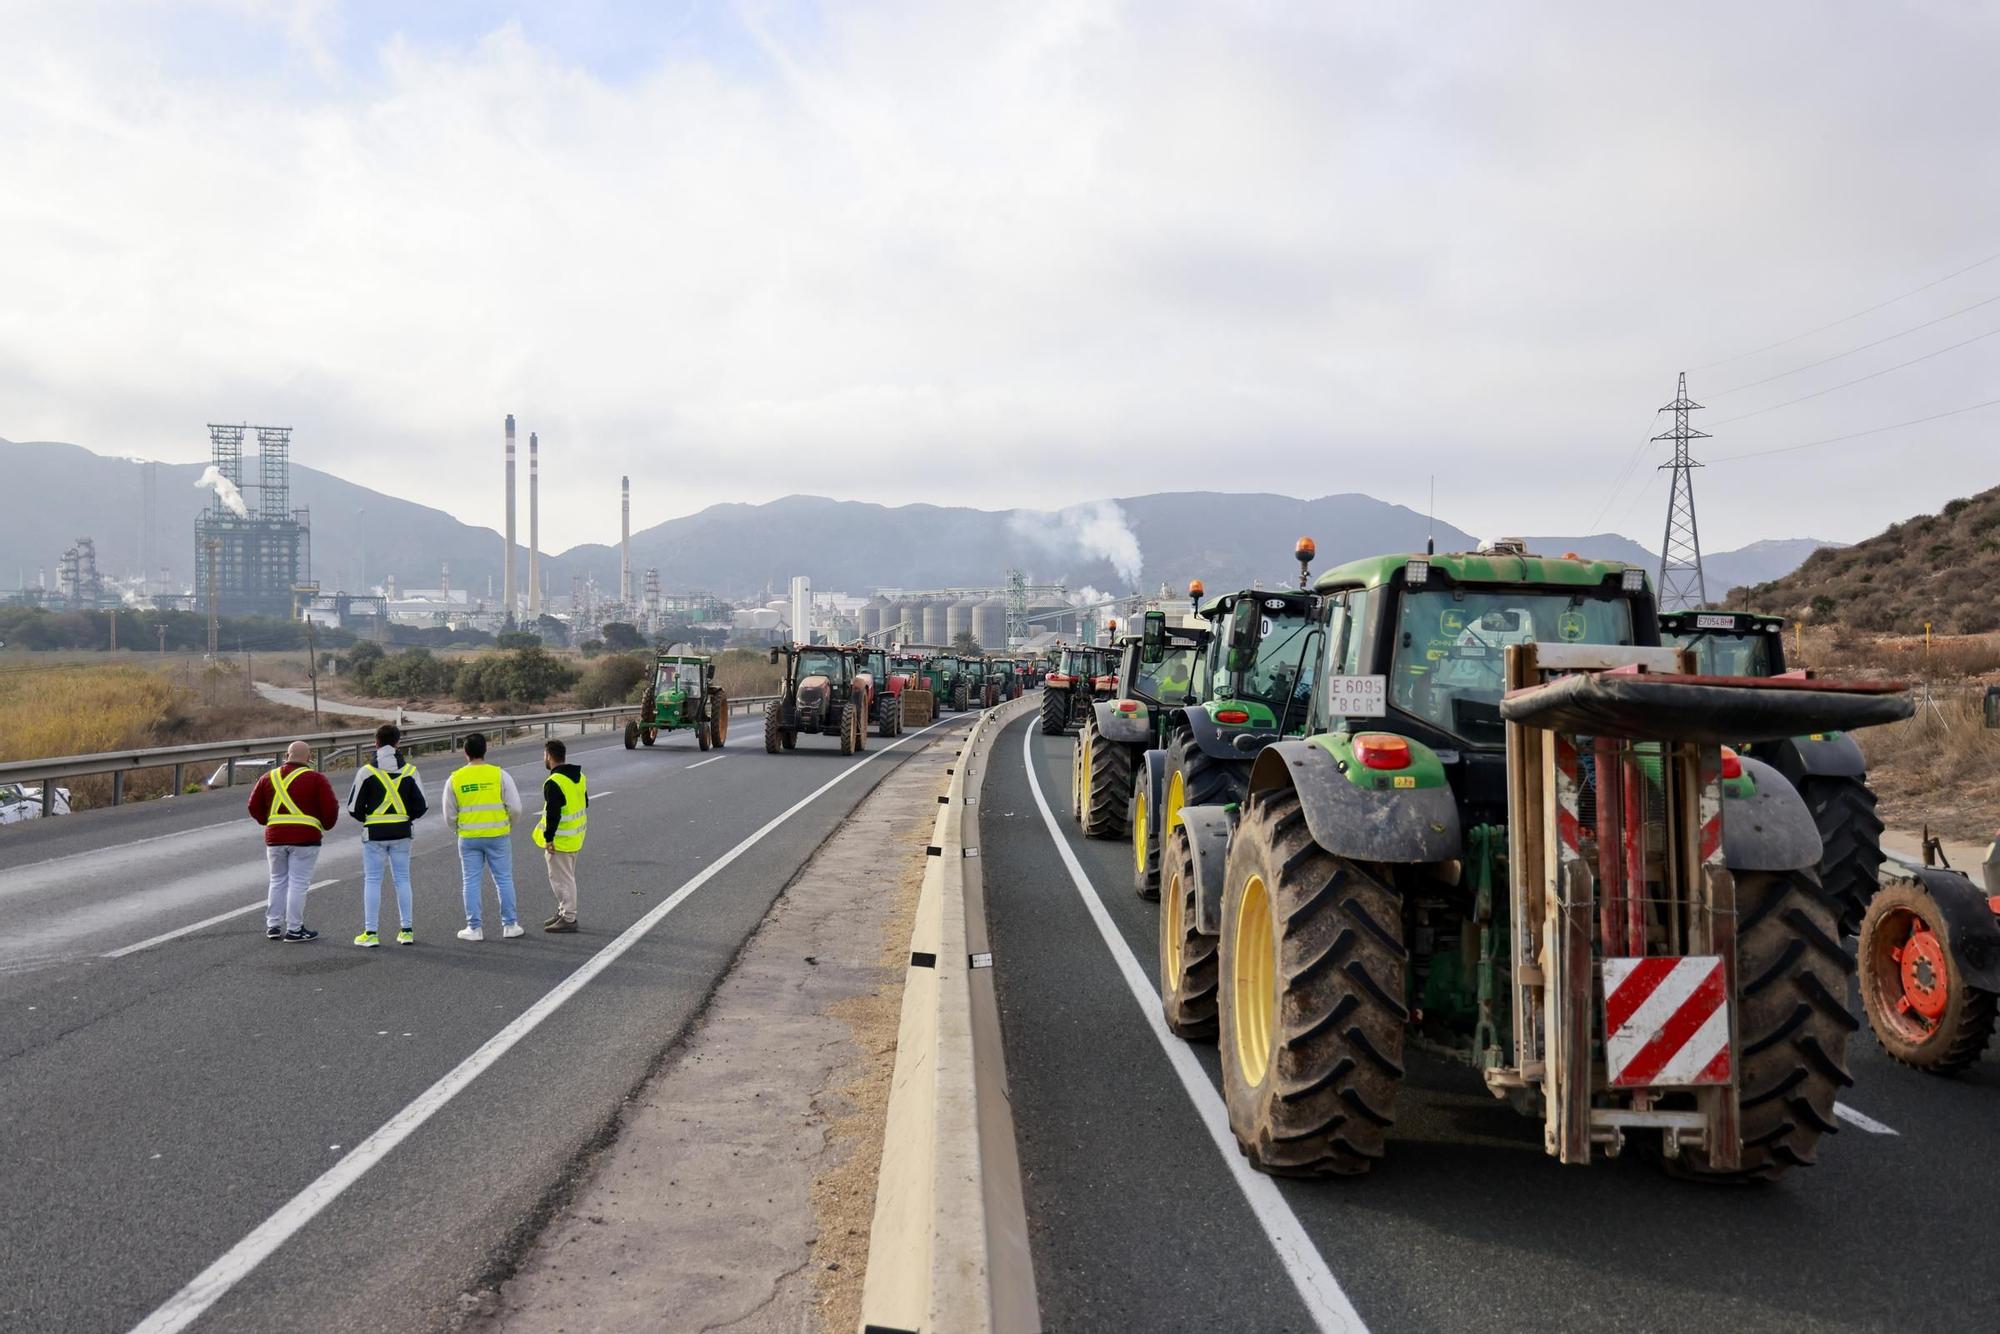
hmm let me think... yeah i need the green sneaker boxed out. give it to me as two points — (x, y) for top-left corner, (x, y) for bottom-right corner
(395, 928), (414, 946)
(354, 931), (381, 948)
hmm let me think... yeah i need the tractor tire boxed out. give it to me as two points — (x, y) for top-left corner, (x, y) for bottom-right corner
(1078, 716), (1132, 838)
(839, 701), (859, 756)
(642, 728), (658, 747)
(1163, 725), (1247, 843)
(1664, 869), (1855, 1182)
(1160, 826), (1218, 1040)
(1857, 877), (1998, 1075)
(1131, 785), (1160, 901)
(1218, 786), (1405, 1176)
(713, 691), (729, 747)
(1040, 689), (1068, 735)
(623, 721), (639, 750)
(764, 700), (784, 754)
(954, 683), (970, 712)
(697, 719), (711, 752)
(878, 695), (901, 738)
(1798, 774), (1886, 935)
(784, 730), (797, 750)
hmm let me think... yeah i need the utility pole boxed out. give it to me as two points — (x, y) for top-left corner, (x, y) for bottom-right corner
(304, 616), (321, 725)
(1653, 371), (1710, 611)
(108, 608), (117, 652)
(157, 623), (168, 654)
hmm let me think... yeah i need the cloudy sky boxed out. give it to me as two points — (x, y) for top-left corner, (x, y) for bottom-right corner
(2, 0), (1996, 553)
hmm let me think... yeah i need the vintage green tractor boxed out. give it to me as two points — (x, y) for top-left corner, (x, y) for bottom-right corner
(1660, 609), (1885, 933)
(624, 653), (728, 751)
(1040, 644), (1121, 735)
(1159, 546), (1912, 1182)
(765, 645), (873, 755)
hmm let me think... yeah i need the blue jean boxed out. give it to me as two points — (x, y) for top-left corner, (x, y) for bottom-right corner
(458, 836), (517, 930)
(265, 844), (319, 933)
(361, 838), (414, 934)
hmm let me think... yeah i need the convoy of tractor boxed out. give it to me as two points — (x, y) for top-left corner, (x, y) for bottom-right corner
(1058, 537), (1944, 1182)
(623, 653), (729, 751)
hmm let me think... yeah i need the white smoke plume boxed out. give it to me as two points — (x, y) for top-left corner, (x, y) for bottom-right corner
(1010, 500), (1143, 588)
(195, 464), (249, 518)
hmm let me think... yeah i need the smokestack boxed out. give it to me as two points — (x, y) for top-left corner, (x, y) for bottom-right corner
(528, 432), (541, 618)
(503, 414), (517, 620)
(621, 476), (631, 606)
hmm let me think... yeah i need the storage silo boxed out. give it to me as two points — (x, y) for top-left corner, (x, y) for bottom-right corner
(947, 594), (979, 643)
(896, 598), (920, 645)
(973, 595), (1009, 651)
(922, 597), (948, 645)
(858, 600), (881, 640)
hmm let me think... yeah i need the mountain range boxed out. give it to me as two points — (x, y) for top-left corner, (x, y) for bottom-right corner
(1, 437), (1838, 604)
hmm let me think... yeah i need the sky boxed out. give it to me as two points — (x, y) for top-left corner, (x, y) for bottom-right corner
(2, 0), (1998, 554)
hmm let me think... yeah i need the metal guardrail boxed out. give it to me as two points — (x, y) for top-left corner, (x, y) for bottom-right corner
(0, 695), (779, 816)
(860, 693), (1038, 1334)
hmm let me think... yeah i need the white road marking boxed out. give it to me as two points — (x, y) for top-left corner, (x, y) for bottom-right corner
(1834, 1102), (1899, 1135)
(686, 756), (729, 769)
(1018, 723), (1369, 1334)
(126, 712), (962, 1334)
(102, 880), (342, 958)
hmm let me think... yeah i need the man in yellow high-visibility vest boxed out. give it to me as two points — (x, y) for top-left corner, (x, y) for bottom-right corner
(443, 733), (523, 942)
(531, 737), (588, 932)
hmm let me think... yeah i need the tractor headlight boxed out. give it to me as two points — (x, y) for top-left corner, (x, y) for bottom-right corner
(1621, 568), (1646, 592)
(1406, 559), (1430, 587)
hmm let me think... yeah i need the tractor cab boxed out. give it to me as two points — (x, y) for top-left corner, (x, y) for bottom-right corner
(1119, 614), (1209, 708)
(1191, 587), (1322, 739)
(1660, 610), (1788, 676)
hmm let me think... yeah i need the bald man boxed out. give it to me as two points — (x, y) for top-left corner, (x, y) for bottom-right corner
(247, 741), (341, 942)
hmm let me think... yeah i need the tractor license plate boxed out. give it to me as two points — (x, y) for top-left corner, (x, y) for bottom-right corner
(1322, 675), (1387, 717)
(1601, 956), (1731, 1087)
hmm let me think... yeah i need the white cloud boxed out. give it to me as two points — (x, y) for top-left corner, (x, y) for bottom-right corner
(3, 1), (1999, 553)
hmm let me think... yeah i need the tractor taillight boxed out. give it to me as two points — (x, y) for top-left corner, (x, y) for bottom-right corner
(1215, 708), (1250, 725)
(1116, 700), (1140, 713)
(1355, 733), (1412, 770)
(1721, 746), (1742, 780)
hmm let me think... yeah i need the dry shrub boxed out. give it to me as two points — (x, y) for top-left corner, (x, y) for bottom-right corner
(1857, 690), (2000, 842)
(710, 648), (781, 700)
(0, 664), (177, 763)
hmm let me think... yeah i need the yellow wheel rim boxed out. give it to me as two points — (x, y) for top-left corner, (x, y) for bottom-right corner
(1233, 873), (1277, 1088)
(1079, 731), (1094, 814)
(1166, 768), (1186, 835)
(1163, 863), (1184, 991)
(1133, 791), (1149, 877)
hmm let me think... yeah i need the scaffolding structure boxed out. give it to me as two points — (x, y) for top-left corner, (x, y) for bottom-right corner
(193, 424), (312, 619)
(57, 537), (103, 607)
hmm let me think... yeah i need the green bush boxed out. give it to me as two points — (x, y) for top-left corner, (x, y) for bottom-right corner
(455, 645), (578, 706)
(575, 653), (649, 708)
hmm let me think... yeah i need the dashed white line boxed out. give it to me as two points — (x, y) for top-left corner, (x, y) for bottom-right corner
(103, 880), (342, 958)
(686, 756), (729, 769)
(1834, 1102), (1899, 1135)
(125, 712), (961, 1334)
(1018, 721), (1368, 1334)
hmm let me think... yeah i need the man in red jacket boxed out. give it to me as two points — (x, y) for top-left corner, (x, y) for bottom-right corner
(247, 741), (340, 942)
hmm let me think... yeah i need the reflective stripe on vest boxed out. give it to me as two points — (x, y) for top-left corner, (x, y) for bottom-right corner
(266, 766), (324, 830)
(545, 770), (588, 852)
(452, 763), (510, 838)
(363, 765), (415, 825)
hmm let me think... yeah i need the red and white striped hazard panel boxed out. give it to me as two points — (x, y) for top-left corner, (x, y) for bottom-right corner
(1601, 956), (1732, 1088)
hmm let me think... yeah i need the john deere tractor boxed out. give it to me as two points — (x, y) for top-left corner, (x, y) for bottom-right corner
(855, 646), (907, 737)
(1159, 544), (1911, 1182)
(1661, 609), (1885, 933)
(765, 645), (873, 755)
(624, 653), (728, 751)
(1040, 644), (1120, 735)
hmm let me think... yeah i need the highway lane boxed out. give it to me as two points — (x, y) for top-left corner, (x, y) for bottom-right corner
(983, 712), (2000, 1334)
(1, 713), (975, 1334)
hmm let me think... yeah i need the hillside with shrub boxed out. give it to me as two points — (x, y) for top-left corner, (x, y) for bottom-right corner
(1734, 483), (2000, 634)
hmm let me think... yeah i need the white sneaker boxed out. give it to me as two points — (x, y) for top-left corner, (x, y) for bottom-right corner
(457, 926), (484, 942)
(501, 922), (525, 938)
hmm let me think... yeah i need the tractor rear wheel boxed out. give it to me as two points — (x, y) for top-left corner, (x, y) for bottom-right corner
(1858, 878), (1997, 1074)
(697, 719), (711, 751)
(623, 721), (639, 751)
(1040, 690), (1067, 735)
(783, 730), (797, 750)
(878, 695), (901, 738)
(1078, 716), (1132, 838)
(1131, 784), (1160, 901)
(953, 683), (969, 712)
(764, 700), (784, 754)
(1665, 869), (1855, 1181)
(713, 691), (729, 747)
(1799, 774), (1886, 935)
(1160, 826), (1218, 1040)
(1219, 786), (1404, 1176)
(839, 701), (859, 756)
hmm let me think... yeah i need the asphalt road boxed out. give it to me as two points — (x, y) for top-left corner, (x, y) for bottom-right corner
(0, 710), (974, 1334)
(983, 710), (2000, 1334)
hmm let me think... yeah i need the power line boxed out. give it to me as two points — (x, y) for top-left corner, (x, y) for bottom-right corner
(1689, 245), (2000, 372)
(1708, 394), (2000, 463)
(1706, 322), (2000, 427)
(1584, 409), (1667, 533)
(1709, 289), (2000, 396)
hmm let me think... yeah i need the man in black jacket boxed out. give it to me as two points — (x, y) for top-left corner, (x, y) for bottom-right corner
(347, 723), (430, 947)
(532, 738), (588, 932)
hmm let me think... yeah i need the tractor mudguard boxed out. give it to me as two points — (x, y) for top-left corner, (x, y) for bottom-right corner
(1247, 741), (1461, 865)
(1722, 755), (1824, 873)
(1176, 705), (1268, 763)
(1092, 700), (1152, 746)
(1178, 804), (1237, 938)
(1901, 866), (2000, 993)
(1136, 747), (1168, 836)
(1750, 730), (1869, 783)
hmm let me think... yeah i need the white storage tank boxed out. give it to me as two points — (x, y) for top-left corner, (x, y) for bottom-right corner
(947, 594), (979, 642)
(973, 595), (1009, 651)
(922, 598), (948, 644)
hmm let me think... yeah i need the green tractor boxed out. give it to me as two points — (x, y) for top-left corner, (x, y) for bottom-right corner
(1040, 643), (1120, 735)
(1067, 605), (1210, 872)
(1660, 609), (1885, 933)
(1160, 545), (1912, 1181)
(1123, 546), (1323, 905)
(624, 653), (728, 752)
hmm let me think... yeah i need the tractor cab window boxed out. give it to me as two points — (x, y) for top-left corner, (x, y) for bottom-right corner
(797, 649), (843, 679)
(656, 662), (702, 693)
(1392, 588), (1635, 744)
(1131, 646), (1199, 703)
(1675, 632), (1775, 677)
(1212, 605), (1317, 713)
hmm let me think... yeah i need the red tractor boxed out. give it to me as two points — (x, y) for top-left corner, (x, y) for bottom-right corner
(855, 645), (909, 737)
(765, 645), (874, 755)
(1857, 828), (2000, 1074)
